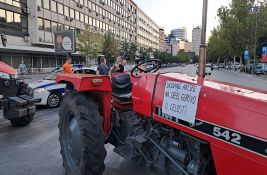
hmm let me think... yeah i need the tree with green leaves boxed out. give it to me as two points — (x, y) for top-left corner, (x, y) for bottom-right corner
(102, 31), (119, 65)
(77, 25), (104, 62)
(208, 0), (267, 65)
(121, 41), (138, 62)
(177, 50), (190, 63)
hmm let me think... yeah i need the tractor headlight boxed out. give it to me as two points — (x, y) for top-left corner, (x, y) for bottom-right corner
(34, 88), (46, 93)
(0, 72), (10, 79)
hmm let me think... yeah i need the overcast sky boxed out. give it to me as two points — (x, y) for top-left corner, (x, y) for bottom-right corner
(134, 0), (232, 41)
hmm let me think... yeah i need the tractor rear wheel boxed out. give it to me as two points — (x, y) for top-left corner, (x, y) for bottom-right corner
(59, 91), (106, 175)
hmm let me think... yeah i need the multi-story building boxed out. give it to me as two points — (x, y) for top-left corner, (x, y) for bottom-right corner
(0, 0), (138, 68)
(159, 28), (166, 52)
(179, 40), (192, 53)
(192, 26), (201, 56)
(170, 27), (187, 41)
(136, 7), (159, 50)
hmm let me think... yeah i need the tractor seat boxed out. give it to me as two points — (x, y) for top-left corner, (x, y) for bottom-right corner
(112, 74), (132, 102)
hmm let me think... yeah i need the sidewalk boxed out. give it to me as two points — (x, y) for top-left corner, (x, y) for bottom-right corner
(223, 69), (267, 81)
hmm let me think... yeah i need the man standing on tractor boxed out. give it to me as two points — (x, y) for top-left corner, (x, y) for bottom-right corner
(96, 57), (109, 76)
(63, 56), (74, 74)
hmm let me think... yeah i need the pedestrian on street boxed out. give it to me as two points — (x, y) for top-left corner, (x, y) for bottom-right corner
(19, 60), (27, 76)
(63, 56), (74, 74)
(123, 59), (131, 72)
(96, 57), (110, 75)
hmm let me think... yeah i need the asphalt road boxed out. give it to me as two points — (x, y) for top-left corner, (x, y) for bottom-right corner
(0, 65), (266, 175)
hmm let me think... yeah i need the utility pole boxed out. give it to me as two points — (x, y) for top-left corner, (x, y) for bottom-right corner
(198, 0), (208, 80)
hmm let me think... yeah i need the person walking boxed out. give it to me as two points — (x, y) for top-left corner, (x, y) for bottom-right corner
(18, 60), (27, 76)
(96, 57), (110, 75)
(63, 56), (74, 74)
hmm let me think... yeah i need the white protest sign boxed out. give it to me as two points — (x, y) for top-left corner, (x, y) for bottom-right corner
(162, 81), (201, 124)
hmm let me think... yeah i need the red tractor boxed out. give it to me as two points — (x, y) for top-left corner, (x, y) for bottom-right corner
(57, 58), (267, 175)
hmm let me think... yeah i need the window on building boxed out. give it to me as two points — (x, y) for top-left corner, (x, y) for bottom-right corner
(44, 19), (51, 32)
(52, 21), (58, 32)
(51, 0), (57, 12)
(80, 13), (84, 22)
(88, 1), (91, 9)
(92, 3), (95, 11)
(96, 19), (99, 28)
(70, 8), (74, 18)
(75, 11), (79, 20)
(64, 6), (69, 16)
(6, 11), (13, 23)
(96, 5), (99, 13)
(84, 0), (87, 7)
(79, 0), (83, 5)
(37, 0), (42, 7)
(84, 15), (88, 24)
(58, 23), (64, 31)
(0, 9), (6, 21)
(38, 18), (44, 30)
(43, 0), (50, 9)
(92, 18), (96, 26)
(58, 3), (63, 15)
(89, 16), (92, 25)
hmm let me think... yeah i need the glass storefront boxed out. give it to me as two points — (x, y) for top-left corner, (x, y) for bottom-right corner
(0, 51), (85, 69)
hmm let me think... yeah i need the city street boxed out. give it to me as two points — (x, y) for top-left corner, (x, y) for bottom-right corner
(0, 65), (266, 175)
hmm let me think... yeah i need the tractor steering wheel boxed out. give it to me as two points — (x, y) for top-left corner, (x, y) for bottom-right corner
(131, 59), (162, 78)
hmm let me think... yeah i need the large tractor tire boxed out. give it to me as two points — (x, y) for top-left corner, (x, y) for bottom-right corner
(59, 91), (106, 175)
(9, 82), (34, 126)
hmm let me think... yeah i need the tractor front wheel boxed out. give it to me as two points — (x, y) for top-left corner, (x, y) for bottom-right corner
(59, 91), (106, 175)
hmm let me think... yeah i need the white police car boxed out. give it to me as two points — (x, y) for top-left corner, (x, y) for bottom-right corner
(29, 66), (96, 108)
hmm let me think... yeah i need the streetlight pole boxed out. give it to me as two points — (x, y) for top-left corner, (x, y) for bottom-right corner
(198, 0), (208, 81)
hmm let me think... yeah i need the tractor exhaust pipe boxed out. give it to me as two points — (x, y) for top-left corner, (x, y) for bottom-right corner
(198, 0), (208, 83)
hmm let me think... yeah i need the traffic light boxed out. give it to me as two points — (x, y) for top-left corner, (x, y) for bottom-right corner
(1, 33), (7, 47)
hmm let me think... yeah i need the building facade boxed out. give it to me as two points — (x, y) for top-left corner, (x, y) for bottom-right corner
(159, 28), (166, 52)
(136, 7), (159, 50)
(0, 0), (139, 68)
(170, 27), (187, 41)
(192, 26), (201, 56)
(178, 40), (192, 53)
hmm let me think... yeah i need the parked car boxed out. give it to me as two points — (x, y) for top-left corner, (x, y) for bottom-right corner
(196, 65), (212, 75)
(213, 65), (219, 70)
(219, 63), (225, 68)
(29, 66), (96, 108)
(235, 63), (240, 69)
(254, 64), (264, 75)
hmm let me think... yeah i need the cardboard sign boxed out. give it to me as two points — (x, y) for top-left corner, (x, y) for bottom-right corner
(162, 81), (201, 124)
